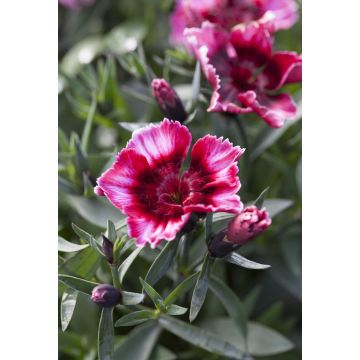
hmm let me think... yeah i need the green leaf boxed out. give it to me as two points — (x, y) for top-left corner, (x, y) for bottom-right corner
(164, 272), (199, 306)
(253, 187), (270, 208)
(149, 345), (176, 360)
(58, 274), (99, 295)
(224, 252), (271, 270)
(189, 253), (212, 322)
(72, 223), (99, 250)
(159, 315), (244, 359)
(263, 199), (293, 218)
(145, 239), (179, 287)
(250, 105), (301, 161)
(243, 286), (262, 317)
(98, 307), (114, 360)
(81, 94), (97, 154)
(166, 305), (188, 316)
(140, 278), (164, 310)
(58, 236), (89, 253)
(121, 291), (145, 306)
(61, 287), (78, 331)
(67, 195), (123, 228)
(205, 212), (213, 243)
(59, 245), (101, 279)
(190, 61), (201, 109)
(113, 321), (161, 360)
(200, 317), (294, 356)
(107, 220), (117, 243)
(115, 310), (156, 327)
(209, 276), (248, 340)
(118, 247), (142, 284)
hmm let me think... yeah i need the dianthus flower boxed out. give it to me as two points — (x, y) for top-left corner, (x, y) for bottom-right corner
(95, 119), (244, 248)
(59, 0), (94, 10)
(185, 21), (302, 127)
(170, 0), (298, 45)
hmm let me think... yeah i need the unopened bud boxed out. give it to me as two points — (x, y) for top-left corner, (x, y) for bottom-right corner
(208, 206), (271, 257)
(101, 235), (114, 264)
(226, 206), (271, 246)
(151, 78), (187, 123)
(91, 284), (122, 308)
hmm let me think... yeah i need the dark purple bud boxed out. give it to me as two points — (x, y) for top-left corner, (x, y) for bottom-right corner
(151, 78), (187, 123)
(91, 284), (122, 308)
(101, 235), (114, 264)
(208, 229), (240, 258)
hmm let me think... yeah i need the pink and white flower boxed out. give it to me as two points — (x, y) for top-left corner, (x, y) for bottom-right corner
(170, 0), (299, 45)
(185, 21), (302, 127)
(95, 119), (244, 248)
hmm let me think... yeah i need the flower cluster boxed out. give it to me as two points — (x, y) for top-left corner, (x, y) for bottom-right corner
(96, 119), (244, 248)
(169, 0), (302, 127)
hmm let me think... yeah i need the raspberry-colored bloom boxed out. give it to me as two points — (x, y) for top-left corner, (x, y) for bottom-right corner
(170, 0), (298, 45)
(59, 0), (95, 10)
(185, 21), (302, 127)
(151, 79), (187, 123)
(95, 119), (244, 248)
(226, 205), (271, 245)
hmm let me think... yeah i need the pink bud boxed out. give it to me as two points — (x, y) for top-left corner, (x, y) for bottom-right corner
(91, 284), (121, 308)
(151, 78), (187, 123)
(226, 206), (271, 245)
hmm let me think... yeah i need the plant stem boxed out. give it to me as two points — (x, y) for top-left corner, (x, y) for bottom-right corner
(110, 265), (121, 289)
(233, 117), (249, 150)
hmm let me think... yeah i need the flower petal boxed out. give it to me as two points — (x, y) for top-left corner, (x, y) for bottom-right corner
(96, 148), (153, 214)
(230, 21), (273, 68)
(126, 118), (191, 172)
(127, 214), (190, 248)
(260, 51), (302, 91)
(238, 91), (298, 128)
(262, 0), (299, 31)
(182, 135), (245, 213)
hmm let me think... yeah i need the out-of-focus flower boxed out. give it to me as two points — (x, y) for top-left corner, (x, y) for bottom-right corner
(101, 235), (114, 264)
(170, 0), (298, 45)
(95, 119), (244, 248)
(59, 0), (95, 11)
(208, 205), (271, 257)
(185, 21), (302, 127)
(91, 284), (122, 308)
(151, 79), (187, 123)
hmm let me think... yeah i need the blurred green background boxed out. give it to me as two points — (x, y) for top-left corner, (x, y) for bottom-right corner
(58, 1), (301, 359)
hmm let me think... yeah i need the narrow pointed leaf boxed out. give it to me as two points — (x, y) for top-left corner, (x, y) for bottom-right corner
(58, 274), (99, 295)
(121, 291), (145, 305)
(225, 252), (271, 270)
(189, 253), (212, 322)
(72, 223), (100, 250)
(145, 239), (179, 287)
(58, 236), (89, 253)
(118, 247), (142, 283)
(166, 304), (188, 316)
(98, 307), (114, 360)
(164, 272), (199, 306)
(190, 61), (201, 108)
(159, 315), (244, 359)
(61, 288), (78, 331)
(209, 276), (248, 340)
(263, 199), (293, 218)
(253, 187), (270, 208)
(107, 220), (117, 243)
(140, 278), (164, 310)
(115, 310), (156, 327)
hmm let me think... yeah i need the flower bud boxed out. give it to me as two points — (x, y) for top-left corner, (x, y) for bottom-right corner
(226, 206), (271, 246)
(101, 235), (114, 264)
(91, 284), (122, 308)
(151, 78), (187, 123)
(208, 206), (271, 257)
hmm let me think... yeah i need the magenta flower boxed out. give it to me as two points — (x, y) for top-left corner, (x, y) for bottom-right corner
(151, 79), (187, 123)
(170, 0), (298, 45)
(95, 119), (244, 248)
(185, 21), (302, 127)
(59, 0), (95, 10)
(226, 205), (271, 245)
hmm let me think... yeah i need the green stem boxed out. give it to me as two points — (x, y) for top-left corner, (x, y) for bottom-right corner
(110, 265), (121, 290)
(81, 93), (97, 155)
(233, 117), (249, 150)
